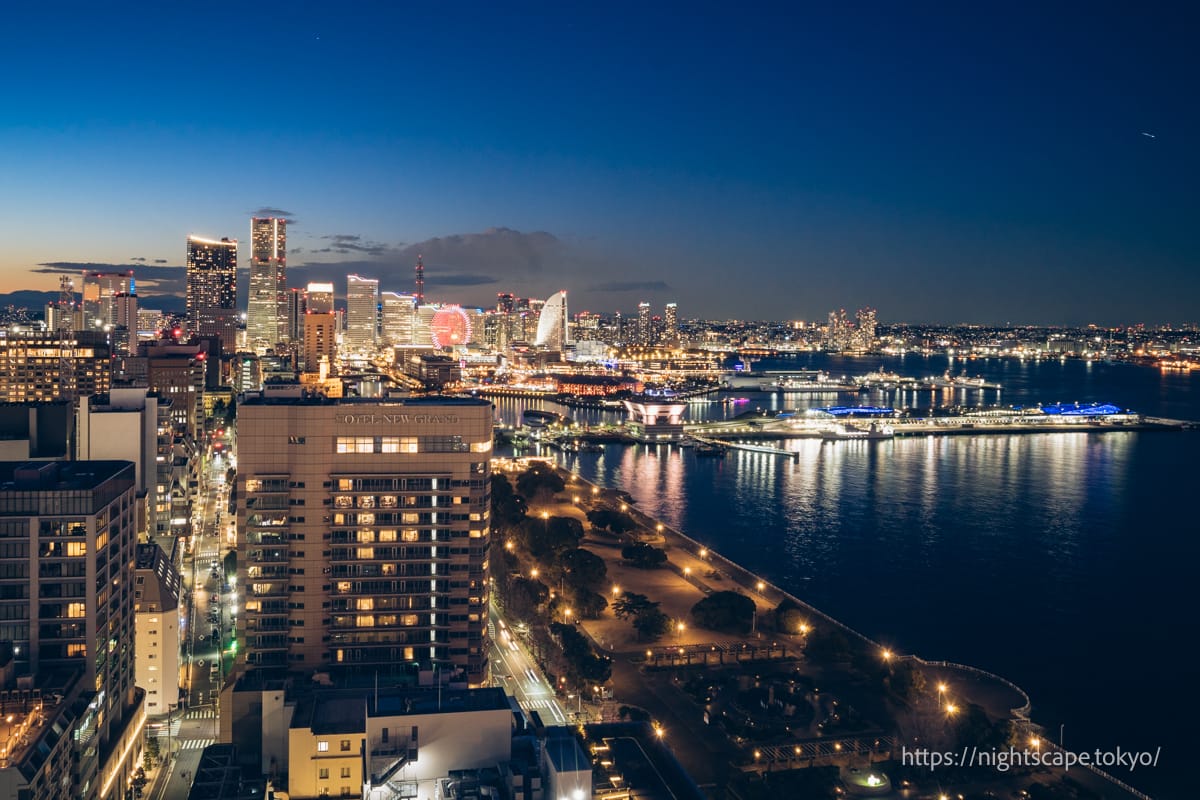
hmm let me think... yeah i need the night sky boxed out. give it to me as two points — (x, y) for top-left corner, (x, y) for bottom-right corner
(1, 4), (1197, 323)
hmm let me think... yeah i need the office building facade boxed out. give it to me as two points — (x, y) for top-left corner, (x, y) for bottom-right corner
(344, 275), (379, 354)
(247, 217), (288, 351)
(186, 235), (238, 351)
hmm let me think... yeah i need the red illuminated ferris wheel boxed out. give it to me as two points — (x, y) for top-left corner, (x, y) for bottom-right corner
(429, 306), (472, 348)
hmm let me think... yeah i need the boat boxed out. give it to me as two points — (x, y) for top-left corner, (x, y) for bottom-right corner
(677, 438), (698, 448)
(819, 422), (895, 441)
(694, 443), (726, 457)
(522, 409), (570, 428)
(927, 371), (1002, 390)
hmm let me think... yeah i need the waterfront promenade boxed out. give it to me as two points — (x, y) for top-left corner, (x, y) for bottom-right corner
(500, 459), (1153, 800)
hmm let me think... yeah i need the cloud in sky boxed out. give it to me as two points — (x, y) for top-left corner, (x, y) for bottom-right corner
(36, 261), (187, 295)
(30, 227), (675, 312)
(251, 206), (296, 221)
(314, 234), (395, 257)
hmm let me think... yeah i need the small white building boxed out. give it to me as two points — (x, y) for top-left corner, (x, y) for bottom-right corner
(134, 543), (181, 717)
(287, 686), (514, 800)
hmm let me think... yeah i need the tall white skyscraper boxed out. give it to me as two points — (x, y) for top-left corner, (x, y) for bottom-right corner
(381, 291), (416, 345)
(247, 217), (287, 351)
(344, 274), (379, 353)
(637, 301), (652, 346)
(534, 290), (570, 350)
(664, 302), (679, 346)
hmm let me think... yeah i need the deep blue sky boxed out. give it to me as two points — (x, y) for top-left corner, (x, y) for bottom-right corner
(1, 3), (1197, 323)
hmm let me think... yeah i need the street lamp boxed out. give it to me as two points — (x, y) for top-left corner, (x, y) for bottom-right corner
(699, 547), (708, 559)
(937, 683), (947, 710)
(530, 568), (539, 579)
(756, 580), (765, 593)
(676, 621), (685, 641)
(945, 703), (958, 717)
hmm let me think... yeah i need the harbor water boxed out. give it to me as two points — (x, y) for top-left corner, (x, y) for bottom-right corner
(494, 354), (1200, 798)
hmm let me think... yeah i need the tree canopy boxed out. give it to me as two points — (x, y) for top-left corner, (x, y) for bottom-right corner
(561, 548), (607, 591)
(515, 466), (565, 498)
(621, 542), (668, 569)
(586, 507), (638, 535)
(490, 474), (527, 527)
(690, 590), (755, 633)
(522, 516), (584, 559)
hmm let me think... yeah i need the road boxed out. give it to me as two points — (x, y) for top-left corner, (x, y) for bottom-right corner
(487, 599), (571, 725)
(146, 426), (235, 800)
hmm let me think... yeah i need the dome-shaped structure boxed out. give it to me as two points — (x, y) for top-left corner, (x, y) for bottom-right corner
(535, 290), (569, 349)
(430, 305), (472, 348)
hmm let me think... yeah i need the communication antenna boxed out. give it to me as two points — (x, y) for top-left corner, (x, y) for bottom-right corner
(414, 255), (425, 307)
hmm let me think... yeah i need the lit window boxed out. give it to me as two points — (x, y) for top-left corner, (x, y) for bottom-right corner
(402, 529), (419, 542)
(356, 547), (374, 560)
(317, 741), (329, 752)
(401, 614), (419, 626)
(356, 615), (375, 628)
(356, 598), (374, 611)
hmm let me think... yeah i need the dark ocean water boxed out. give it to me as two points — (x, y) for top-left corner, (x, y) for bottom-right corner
(493, 354), (1200, 798)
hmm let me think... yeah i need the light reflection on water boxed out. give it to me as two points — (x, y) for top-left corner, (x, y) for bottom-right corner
(489, 362), (1198, 796)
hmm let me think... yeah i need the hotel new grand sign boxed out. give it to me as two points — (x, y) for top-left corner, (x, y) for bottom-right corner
(335, 412), (461, 424)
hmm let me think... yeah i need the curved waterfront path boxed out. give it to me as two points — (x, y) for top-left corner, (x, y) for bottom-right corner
(507, 460), (1152, 800)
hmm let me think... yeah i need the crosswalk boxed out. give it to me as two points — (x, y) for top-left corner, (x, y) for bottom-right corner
(522, 698), (555, 710)
(181, 738), (215, 750)
(186, 708), (217, 719)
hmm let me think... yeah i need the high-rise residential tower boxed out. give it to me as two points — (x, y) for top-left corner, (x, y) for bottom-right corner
(663, 302), (679, 346)
(0, 460), (143, 800)
(636, 301), (652, 346)
(186, 235), (238, 351)
(235, 394), (493, 685)
(247, 217), (287, 351)
(344, 274), (379, 354)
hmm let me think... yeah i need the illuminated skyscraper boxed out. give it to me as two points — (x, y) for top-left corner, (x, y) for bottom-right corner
(186, 235), (238, 351)
(286, 287), (307, 345)
(306, 282), (334, 314)
(664, 302), (679, 346)
(637, 301), (652, 346)
(381, 291), (417, 346)
(534, 290), (570, 350)
(247, 217), (287, 350)
(344, 274), (380, 353)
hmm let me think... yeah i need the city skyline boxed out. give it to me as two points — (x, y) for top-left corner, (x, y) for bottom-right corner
(1, 6), (1197, 325)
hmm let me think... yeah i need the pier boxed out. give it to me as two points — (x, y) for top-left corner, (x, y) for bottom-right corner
(689, 434), (799, 460)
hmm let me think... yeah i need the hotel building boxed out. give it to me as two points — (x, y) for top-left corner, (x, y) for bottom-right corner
(235, 394), (493, 685)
